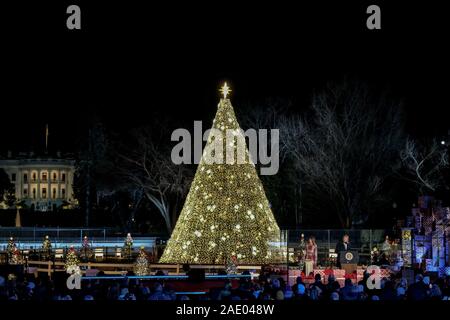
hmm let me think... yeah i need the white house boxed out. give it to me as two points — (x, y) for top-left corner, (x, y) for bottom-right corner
(0, 152), (77, 211)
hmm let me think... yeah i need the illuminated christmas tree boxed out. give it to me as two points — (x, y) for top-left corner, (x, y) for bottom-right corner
(7, 237), (24, 265)
(160, 83), (280, 264)
(42, 235), (52, 260)
(9, 246), (24, 265)
(65, 246), (80, 272)
(123, 233), (133, 258)
(134, 247), (149, 276)
(7, 237), (15, 257)
(226, 255), (238, 274)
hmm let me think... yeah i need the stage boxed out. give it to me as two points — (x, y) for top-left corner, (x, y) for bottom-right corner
(288, 267), (393, 286)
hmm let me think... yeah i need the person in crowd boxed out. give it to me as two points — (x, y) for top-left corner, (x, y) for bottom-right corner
(439, 276), (450, 298)
(356, 285), (367, 300)
(330, 292), (340, 301)
(270, 278), (285, 300)
(235, 276), (254, 300)
(430, 284), (442, 301)
(275, 290), (285, 300)
(290, 276), (307, 300)
(380, 280), (397, 300)
(396, 277), (408, 292)
(358, 270), (370, 294)
(2, 267), (450, 301)
(341, 278), (358, 301)
(308, 285), (322, 300)
(260, 292), (272, 300)
(219, 281), (233, 300)
(407, 274), (429, 301)
(311, 273), (326, 293)
(396, 286), (406, 300)
(324, 274), (341, 299)
(326, 274), (341, 293)
(148, 282), (171, 300)
(291, 276), (304, 295)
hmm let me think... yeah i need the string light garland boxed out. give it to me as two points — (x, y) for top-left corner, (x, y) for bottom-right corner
(160, 84), (280, 264)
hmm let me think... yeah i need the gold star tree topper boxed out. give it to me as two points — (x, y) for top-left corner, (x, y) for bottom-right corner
(219, 82), (232, 99)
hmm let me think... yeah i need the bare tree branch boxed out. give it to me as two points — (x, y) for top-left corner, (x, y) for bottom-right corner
(117, 127), (192, 233)
(280, 81), (405, 227)
(400, 138), (448, 193)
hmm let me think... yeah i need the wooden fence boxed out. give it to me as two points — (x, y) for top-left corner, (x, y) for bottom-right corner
(24, 260), (262, 278)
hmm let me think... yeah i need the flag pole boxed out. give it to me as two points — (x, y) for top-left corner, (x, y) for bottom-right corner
(45, 124), (49, 153)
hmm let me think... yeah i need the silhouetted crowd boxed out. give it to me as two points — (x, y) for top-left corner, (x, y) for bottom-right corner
(1, 270), (450, 301)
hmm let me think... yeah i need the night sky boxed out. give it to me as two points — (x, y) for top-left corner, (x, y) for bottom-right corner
(2, 1), (449, 152)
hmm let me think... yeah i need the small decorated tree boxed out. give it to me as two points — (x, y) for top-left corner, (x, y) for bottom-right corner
(42, 235), (52, 259)
(65, 246), (80, 274)
(7, 237), (15, 257)
(225, 255), (238, 274)
(9, 246), (24, 265)
(80, 236), (93, 260)
(133, 246), (149, 276)
(123, 233), (133, 258)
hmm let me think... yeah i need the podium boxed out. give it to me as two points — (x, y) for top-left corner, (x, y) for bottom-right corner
(340, 250), (359, 275)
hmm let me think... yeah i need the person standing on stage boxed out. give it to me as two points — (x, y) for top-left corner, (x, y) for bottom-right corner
(305, 236), (318, 276)
(298, 233), (307, 273)
(335, 234), (351, 268)
(381, 235), (392, 261)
